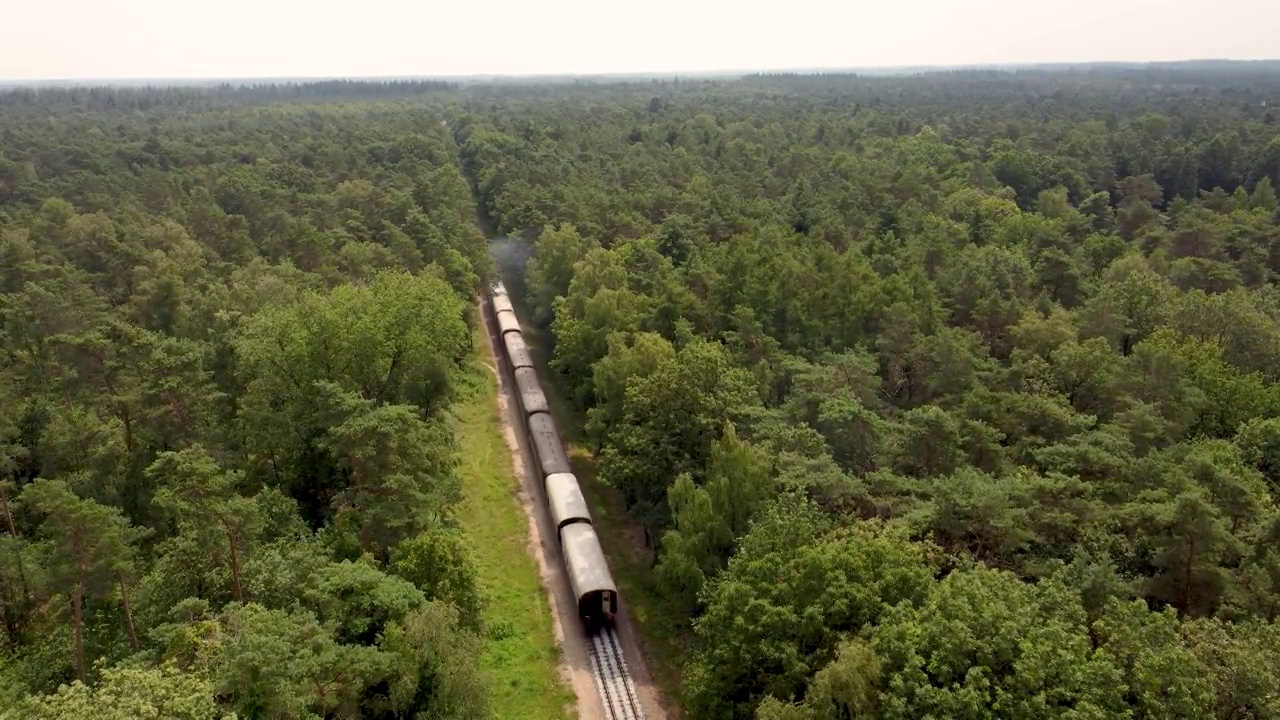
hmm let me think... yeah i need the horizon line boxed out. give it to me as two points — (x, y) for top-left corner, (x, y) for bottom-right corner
(3, 57), (1279, 87)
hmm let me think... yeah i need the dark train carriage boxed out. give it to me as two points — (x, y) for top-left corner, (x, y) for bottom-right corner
(528, 411), (572, 476)
(513, 367), (549, 416)
(560, 522), (619, 622)
(492, 294), (515, 316)
(502, 330), (534, 370)
(496, 309), (522, 336)
(545, 472), (592, 529)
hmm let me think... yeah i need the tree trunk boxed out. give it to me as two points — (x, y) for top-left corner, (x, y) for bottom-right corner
(71, 581), (86, 683)
(118, 574), (139, 651)
(357, 519), (372, 556)
(226, 527), (244, 603)
(1181, 537), (1196, 614)
(0, 487), (30, 603)
(0, 488), (16, 536)
(1, 580), (21, 644)
(120, 403), (134, 453)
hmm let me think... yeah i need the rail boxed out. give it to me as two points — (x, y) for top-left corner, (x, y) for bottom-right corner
(588, 625), (646, 720)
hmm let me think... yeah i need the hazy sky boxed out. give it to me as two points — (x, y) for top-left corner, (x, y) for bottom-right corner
(4, 0), (1278, 80)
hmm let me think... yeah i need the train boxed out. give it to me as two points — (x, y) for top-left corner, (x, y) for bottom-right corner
(489, 282), (620, 624)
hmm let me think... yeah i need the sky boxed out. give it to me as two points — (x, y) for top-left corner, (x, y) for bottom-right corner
(3, 0), (1278, 81)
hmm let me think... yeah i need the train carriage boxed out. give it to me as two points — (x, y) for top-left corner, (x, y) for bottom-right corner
(487, 288), (621, 627)
(502, 330), (534, 370)
(528, 412), (572, 476)
(496, 309), (521, 336)
(492, 294), (515, 316)
(560, 522), (618, 621)
(546, 472), (592, 529)
(513, 367), (550, 416)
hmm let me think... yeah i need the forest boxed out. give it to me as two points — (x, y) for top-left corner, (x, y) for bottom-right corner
(0, 88), (497, 717)
(3, 62), (1280, 719)
(459, 64), (1280, 719)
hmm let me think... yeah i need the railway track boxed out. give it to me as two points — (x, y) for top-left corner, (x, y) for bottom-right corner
(588, 625), (646, 720)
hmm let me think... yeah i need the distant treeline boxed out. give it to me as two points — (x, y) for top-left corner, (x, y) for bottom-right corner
(0, 79), (458, 112)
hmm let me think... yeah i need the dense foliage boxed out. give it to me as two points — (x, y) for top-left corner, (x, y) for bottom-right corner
(7, 65), (1280, 719)
(460, 65), (1280, 719)
(0, 87), (494, 718)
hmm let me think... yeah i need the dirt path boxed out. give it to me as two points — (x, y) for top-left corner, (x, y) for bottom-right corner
(479, 296), (667, 720)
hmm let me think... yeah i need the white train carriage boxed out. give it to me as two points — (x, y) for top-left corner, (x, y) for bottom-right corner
(496, 309), (521, 336)
(502, 330), (534, 370)
(492, 293), (515, 316)
(513, 367), (550, 416)
(545, 472), (592, 529)
(560, 522), (618, 621)
(528, 412), (572, 476)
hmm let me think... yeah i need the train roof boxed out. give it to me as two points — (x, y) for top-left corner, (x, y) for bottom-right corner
(560, 522), (617, 599)
(502, 330), (534, 370)
(496, 309), (521, 335)
(528, 412), (571, 476)
(513, 367), (549, 415)
(546, 472), (592, 529)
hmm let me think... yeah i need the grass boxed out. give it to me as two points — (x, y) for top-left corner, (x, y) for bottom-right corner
(455, 325), (575, 720)
(495, 263), (689, 715)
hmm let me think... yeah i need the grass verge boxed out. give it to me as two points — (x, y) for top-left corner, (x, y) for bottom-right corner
(455, 325), (575, 720)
